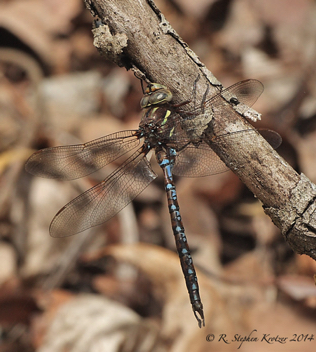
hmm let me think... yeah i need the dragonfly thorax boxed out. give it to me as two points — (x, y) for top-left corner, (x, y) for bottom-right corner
(140, 83), (173, 109)
(140, 105), (174, 138)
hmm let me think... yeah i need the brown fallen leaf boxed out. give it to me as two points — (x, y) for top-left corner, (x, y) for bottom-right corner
(83, 242), (235, 352)
(0, 0), (83, 70)
(32, 289), (74, 349)
(277, 275), (316, 302)
(33, 292), (161, 352)
(0, 279), (40, 326)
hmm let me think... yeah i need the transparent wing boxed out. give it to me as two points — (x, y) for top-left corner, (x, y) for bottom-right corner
(173, 129), (281, 177)
(173, 142), (228, 177)
(179, 79), (264, 143)
(25, 130), (140, 180)
(186, 79), (264, 117)
(50, 149), (157, 237)
(218, 79), (264, 107)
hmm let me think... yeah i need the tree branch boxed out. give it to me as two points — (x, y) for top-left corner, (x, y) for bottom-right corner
(84, 0), (316, 260)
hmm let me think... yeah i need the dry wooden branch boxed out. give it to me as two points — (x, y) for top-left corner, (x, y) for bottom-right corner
(84, 0), (316, 260)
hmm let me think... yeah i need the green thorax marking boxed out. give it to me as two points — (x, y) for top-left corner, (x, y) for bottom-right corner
(161, 109), (171, 126)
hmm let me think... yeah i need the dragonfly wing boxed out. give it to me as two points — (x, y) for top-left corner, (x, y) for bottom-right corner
(219, 79), (264, 107)
(50, 149), (157, 237)
(257, 129), (282, 149)
(182, 79), (264, 118)
(25, 130), (140, 180)
(173, 129), (281, 178)
(178, 79), (264, 142)
(173, 143), (229, 177)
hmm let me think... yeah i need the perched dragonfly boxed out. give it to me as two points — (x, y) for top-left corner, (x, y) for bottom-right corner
(26, 78), (281, 327)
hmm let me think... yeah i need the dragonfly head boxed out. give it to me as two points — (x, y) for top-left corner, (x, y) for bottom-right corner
(140, 83), (173, 109)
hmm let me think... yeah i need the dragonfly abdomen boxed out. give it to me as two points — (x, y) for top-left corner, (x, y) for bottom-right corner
(156, 148), (205, 327)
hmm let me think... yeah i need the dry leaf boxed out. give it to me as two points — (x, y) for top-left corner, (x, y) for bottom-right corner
(84, 243), (234, 352)
(36, 293), (159, 352)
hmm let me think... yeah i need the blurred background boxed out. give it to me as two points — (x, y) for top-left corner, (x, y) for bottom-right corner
(0, 0), (316, 351)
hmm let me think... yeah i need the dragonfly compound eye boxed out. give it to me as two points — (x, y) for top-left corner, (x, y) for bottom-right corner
(150, 89), (173, 105)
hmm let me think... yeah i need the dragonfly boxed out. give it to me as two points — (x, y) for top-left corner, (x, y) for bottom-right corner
(25, 78), (281, 327)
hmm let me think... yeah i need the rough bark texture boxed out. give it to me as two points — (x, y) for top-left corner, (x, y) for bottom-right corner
(84, 0), (316, 259)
